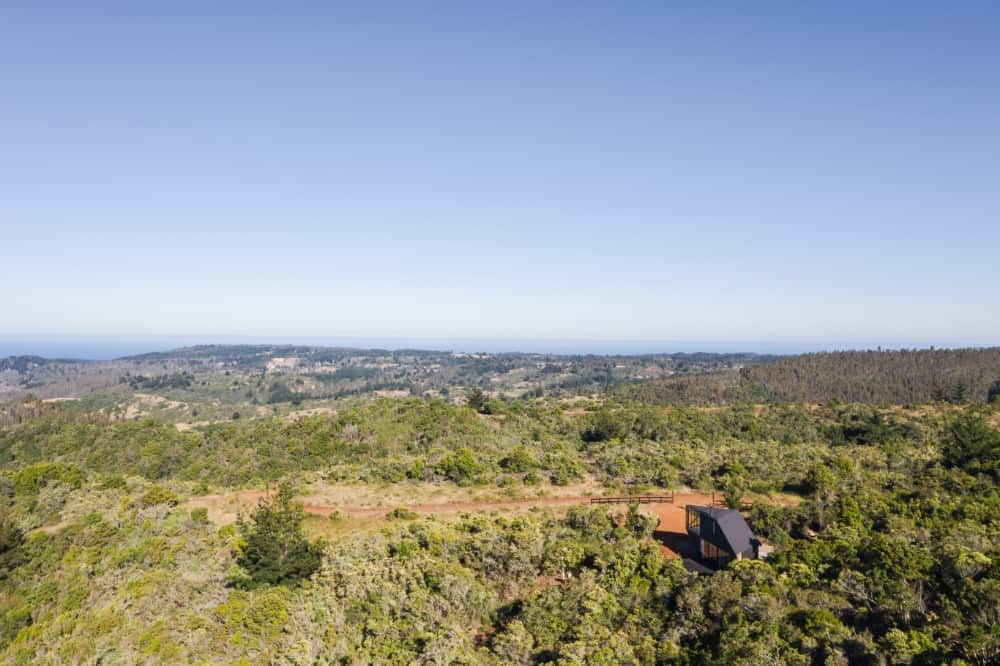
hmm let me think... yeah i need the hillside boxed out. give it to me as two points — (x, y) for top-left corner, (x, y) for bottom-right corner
(2, 347), (999, 664)
(0, 346), (769, 417)
(1, 392), (998, 663)
(618, 347), (1000, 406)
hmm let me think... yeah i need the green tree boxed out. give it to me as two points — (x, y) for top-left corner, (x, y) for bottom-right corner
(466, 388), (487, 413)
(944, 413), (1000, 474)
(988, 378), (1000, 404)
(499, 445), (537, 473)
(437, 447), (480, 483)
(804, 463), (837, 528)
(234, 483), (324, 588)
(580, 409), (627, 442)
(721, 475), (747, 509)
(804, 463), (836, 497)
(0, 516), (25, 580)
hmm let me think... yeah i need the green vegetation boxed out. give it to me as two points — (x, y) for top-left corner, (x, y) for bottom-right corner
(620, 346), (1000, 405)
(123, 372), (194, 390)
(233, 484), (323, 588)
(386, 507), (419, 520)
(0, 346), (998, 663)
(1, 345), (766, 410)
(0, 395), (992, 496)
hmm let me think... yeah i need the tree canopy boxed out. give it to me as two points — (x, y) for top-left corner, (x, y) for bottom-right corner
(234, 483), (323, 588)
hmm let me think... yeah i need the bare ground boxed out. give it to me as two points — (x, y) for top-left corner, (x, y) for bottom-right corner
(186, 481), (797, 555)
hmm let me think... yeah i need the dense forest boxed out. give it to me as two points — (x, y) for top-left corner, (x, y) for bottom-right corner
(1, 386), (998, 663)
(619, 347), (1000, 406)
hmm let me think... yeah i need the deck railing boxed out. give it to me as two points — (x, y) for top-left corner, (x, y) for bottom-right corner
(590, 492), (675, 505)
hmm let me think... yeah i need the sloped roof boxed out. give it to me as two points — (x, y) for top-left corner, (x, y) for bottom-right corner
(713, 509), (754, 555)
(689, 505), (756, 556)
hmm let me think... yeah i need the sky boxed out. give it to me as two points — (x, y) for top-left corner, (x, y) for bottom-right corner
(2, 2), (999, 354)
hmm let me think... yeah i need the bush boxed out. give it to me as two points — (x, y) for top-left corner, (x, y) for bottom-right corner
(722, 475), (747, 508)
(140, 486), (179, 507)
(387, 507), (418, 520)
(0, 516), (25, 579)
(436, 448), (480, 483)
(580, 409), (627, 442)
(499, 446), (538, 473)
(466, 388), (487, 413)
(101, 474), (127, 490)
(944, 413), (1000, 474)
(11, 463), (85, 494)
(190, 507), (209, 524)
(549, 457), (584, 486)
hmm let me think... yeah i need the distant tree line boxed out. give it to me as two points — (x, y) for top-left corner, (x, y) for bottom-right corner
(122, 372), (194, 391)
(617, 347), (1000, 405)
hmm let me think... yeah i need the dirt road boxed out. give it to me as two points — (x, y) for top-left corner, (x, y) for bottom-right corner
(187, 487), (722, 526)
(187, 488), (605, 522)
(185, 486), (780, 557)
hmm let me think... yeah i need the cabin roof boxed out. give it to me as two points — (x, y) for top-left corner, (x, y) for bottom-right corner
(688, 505), (755, 556)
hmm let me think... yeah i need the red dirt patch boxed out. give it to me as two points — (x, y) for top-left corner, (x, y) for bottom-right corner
(301, 495), (593, 518)
(643, 493), (720, 559)
(189, 487), (734, 548)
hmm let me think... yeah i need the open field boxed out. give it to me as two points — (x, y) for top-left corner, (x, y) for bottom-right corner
(187, 481), (800, 556)
(186, 478), (608, 525)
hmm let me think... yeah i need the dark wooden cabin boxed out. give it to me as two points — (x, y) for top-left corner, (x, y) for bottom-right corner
(685, 504), (761, 569)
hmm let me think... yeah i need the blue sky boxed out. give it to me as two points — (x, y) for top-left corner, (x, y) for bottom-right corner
(2, 2), (998, 351)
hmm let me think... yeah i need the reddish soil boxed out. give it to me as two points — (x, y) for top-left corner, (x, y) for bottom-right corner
(644, 492), (721, 558)
(301, 495), (596, 518)
(190, 488), (730, 559)
(192, 489), (722, 521)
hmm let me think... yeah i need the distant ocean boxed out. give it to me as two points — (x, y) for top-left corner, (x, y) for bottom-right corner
(0, 335), (861, 360)
(0, 336), (986, 361)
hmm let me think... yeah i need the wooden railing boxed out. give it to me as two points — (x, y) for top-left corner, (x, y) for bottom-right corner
(590, 492), (674, 505)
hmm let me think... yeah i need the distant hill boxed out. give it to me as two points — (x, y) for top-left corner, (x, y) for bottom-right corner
(1, 345), (772, 404)
(0, 355), (84, 373)
(618, 347), (1000, 405)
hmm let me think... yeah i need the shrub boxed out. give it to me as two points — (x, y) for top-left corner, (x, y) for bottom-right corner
(466, 388), (487, 413)
(140, 486), (179, 507)
(387, 507), (418, 520)
(101, 474), (127, 490)
(549, 456), (584, 486)
(580, 409), (627, 442)
(943, 413), (1000, 474)
(11, 463), (85, 495)
(499, 445), (538, 473)
(436, 448), (480, 483)
(722, 475), (747, 509)
(0, 516), (25, 579)
(190, 507), (209, 524)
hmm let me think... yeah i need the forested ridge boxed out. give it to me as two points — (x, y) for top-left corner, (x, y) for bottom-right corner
(618, 347), (1000, 406)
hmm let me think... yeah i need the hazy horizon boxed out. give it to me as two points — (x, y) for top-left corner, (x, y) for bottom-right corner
(2, 333), (997, 362)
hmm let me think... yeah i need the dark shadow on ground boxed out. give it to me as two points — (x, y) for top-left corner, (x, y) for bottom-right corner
(654, 530), (696, 558)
